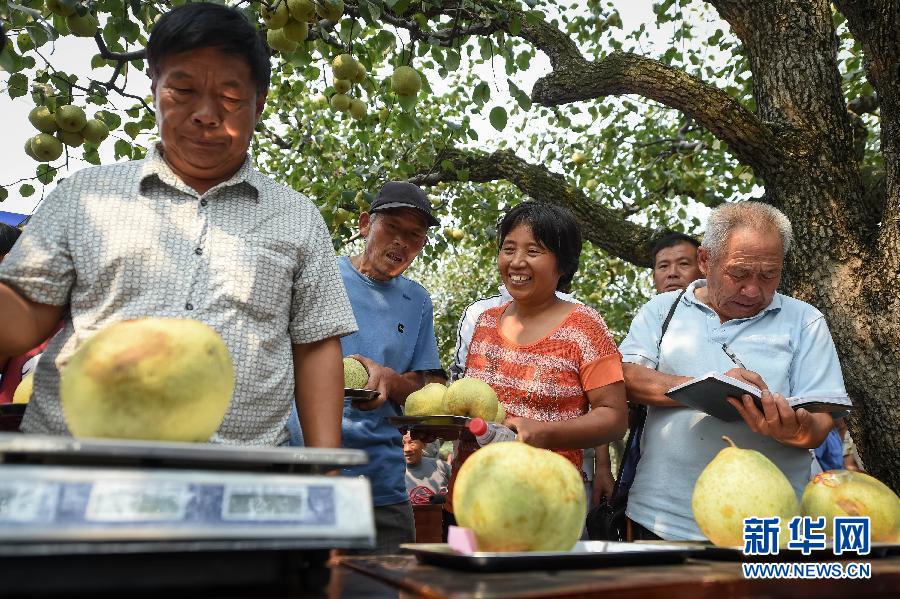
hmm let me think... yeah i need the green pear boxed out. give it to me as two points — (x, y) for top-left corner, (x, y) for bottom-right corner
(391, 65), (422, 97)
(315, 0), (344, 22)
(261, 1), (290, 29)
(333, 79), (351, 94)
(57, 129), (85, 147)
(802, 470), (900, 542)
(30, 133), (64, 162)
(348, 98), (366, 120)
(351, 61), (366, 84)
(266, 28), (298, 54)
(282, 19), (308, 43)
(330, 93), (351, 112)
(24, 137), (40, 161)
(81, 118), (110, 144)
(454, 442), (586, 551)
(46, 0), (76, 17)
(331, 54), (357, 81)
(55, 105), (87, 133)
(692, 436), (800, 547)
(287, 0), (316, 22)
(404, 383), (447, 416)
(29, 106), (58, 134)
(66, 12), (99, 37)
(445, 378), (499, 420)
(343, 357), (368, 389)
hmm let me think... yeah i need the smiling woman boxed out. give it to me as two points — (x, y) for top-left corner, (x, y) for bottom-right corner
(443, 202), (628, 517)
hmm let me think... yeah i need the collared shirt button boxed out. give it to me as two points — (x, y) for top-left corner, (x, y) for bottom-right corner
(200, 199), (208, 207)
(195, 247), (203, 255)
(185, 302), (194, 311)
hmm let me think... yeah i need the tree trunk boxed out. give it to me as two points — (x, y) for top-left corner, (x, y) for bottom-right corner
(710, 0), (900, 491)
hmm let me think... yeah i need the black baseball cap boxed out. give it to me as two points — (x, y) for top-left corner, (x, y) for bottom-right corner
(370, 181), (440, 227)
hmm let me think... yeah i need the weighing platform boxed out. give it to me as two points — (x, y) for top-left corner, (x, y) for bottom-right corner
(0, 433), (374, 596)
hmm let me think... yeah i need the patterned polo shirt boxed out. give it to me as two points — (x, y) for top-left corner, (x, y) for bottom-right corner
(0, 144), (358, 445)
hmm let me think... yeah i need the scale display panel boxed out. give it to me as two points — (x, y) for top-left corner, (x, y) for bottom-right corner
(0, 464), (374, 546)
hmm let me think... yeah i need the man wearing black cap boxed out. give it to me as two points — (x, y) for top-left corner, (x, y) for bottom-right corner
(337, 181), (442, 553)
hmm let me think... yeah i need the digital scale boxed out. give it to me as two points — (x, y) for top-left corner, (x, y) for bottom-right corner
(0, 433), (375, 596)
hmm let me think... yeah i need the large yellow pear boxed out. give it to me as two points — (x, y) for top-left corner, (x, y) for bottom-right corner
(60, 318), (234, 442)
(454, 442), (586, 551)
(692, 436), (800, 547)
(404, 383), (447, 416)
(445, 378), (499, 420)
(802, 470), (900, 542)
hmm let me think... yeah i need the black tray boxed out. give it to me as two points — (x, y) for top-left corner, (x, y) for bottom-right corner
(387, 415), (472, 439)
(0, 403), (26, 432)
(401, 541), (692, 572)
(345, 388), (379, 403)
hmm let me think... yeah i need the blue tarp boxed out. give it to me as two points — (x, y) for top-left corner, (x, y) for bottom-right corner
(0, 211), (29, 227)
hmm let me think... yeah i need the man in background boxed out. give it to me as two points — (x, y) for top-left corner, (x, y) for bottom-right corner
(334, 181), (443, 553)
(650, 232), (702, 293)
(403, 432), (450, 502)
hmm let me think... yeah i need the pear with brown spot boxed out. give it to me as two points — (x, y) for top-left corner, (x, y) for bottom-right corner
(60, 318), (234, 442)
(692, 436), (800, 547)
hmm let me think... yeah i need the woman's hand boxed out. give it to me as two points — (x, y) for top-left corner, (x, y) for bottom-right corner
(504, 416), (549, 447)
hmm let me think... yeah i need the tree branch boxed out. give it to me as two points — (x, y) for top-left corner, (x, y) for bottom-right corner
(410, 148), (658, 266)
(93, 32), (145, 62)
(531, 52), (779, 174)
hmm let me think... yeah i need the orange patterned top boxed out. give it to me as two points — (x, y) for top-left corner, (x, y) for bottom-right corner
(465, 302), (624, 471)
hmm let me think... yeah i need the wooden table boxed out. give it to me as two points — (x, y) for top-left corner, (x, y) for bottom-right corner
(332, 554), (900, 599)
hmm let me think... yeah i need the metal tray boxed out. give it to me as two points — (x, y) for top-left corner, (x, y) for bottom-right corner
(679, 540), (900, 562)
(401, 541), (692, 572)
(387, 415), (472, 439)
(0, 432), (368, 473)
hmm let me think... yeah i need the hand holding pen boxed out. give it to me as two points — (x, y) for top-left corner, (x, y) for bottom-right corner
(721, 342), (769, 392)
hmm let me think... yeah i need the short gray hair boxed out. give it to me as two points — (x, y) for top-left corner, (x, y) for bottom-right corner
(702, 201), (793, 259)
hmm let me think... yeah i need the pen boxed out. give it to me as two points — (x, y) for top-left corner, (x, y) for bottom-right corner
(721, 343), (747, 370)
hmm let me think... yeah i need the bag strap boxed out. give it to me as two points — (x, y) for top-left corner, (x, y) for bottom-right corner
(658, 288), (687, 350)
(612, 288), (687, 499)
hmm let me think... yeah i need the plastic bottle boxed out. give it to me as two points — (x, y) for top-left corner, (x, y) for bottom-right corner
(468, 418), (517, 446)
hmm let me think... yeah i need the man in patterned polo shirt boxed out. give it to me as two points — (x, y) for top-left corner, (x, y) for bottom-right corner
(0, 3), (356, 447)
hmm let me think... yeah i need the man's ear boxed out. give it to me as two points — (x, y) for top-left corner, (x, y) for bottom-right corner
(254, 92), (267, 121)
(359, 212), (373, 237)
(697, 246), (710, 277)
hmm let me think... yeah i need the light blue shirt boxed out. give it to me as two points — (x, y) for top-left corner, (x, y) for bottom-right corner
(620, 279), (848, 541)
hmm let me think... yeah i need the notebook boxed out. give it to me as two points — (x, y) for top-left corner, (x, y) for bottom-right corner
(665, 372), (852, 422)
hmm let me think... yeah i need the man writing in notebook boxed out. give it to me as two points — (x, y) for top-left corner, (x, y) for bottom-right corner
(618, 202), (847, 541)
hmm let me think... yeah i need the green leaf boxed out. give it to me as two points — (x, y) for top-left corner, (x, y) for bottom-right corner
(445, 49), (460, 71)
(36, 164), (56, 185)
(488, 106), (507, 132)
(96, 110), (122, 130)
(8, 73), (29, 99)
(123, 122), (141, 139)
(114, 139), (132, 159)
(508, 14), (522, 36)
(0, 45), (24, 73)
(19, 183), (36, 197)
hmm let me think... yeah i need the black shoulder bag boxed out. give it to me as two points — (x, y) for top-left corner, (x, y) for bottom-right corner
(586, 288), (686, 541)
